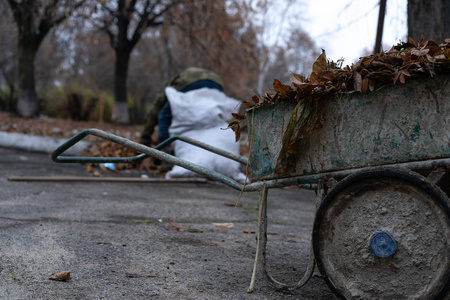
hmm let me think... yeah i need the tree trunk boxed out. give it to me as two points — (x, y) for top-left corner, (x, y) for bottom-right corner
(408, 0), (450, 42)
(16, 6), (39, 117)
(112, 47), (131, 124)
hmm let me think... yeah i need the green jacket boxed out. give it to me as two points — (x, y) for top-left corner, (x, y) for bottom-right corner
(154, 67), (223, 109)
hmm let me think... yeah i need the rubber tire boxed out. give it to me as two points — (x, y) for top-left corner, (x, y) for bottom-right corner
(312, 168), (450, 300)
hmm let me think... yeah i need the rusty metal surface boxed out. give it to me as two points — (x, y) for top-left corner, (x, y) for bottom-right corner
(249, 74), (450, 180)
(313, 168), (450, 299)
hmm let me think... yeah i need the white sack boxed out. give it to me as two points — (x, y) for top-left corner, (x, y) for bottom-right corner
(164, 87), (247, 183)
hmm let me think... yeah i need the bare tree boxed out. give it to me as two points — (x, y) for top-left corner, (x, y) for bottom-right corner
(244, 0), (318, 93)
(168, 0), (258, 96)
(408, 0), (450, 42)
(67, 29), (115, 92)
(92, 0), (174, 124)
(138, 0), (260, 140)
(0, 2), (17, 112)
(6, 0), (85, 117)
(264, 28), (318, 87)
(35, 29), (68, 87)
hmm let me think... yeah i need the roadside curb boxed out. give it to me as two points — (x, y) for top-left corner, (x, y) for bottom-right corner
(0, 131), (89, 155)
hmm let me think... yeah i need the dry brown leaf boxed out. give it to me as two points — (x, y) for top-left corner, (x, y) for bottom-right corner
(231, 113), (246, 121)
(212, 222), (234, 228)
(290, 77), (304, 87)
(362, 77), (369, 94)
(411, 48), (429, 58)
(418, 34), (425, 47)
(308, 49), (327, 83)
(354, 72), (362, 92)
(48, 271), (71, 281)
(168, 218), (187, 231)
(273, 79), (295, 99)
(292, 73), (304, 81)
(409, 36), (417, 47)
(167, 219), (201, 232)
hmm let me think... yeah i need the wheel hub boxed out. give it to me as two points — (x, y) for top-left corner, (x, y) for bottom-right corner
(370, 232), (396, 258)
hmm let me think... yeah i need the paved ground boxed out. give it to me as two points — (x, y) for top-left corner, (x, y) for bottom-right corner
(0, 147), (336, 300)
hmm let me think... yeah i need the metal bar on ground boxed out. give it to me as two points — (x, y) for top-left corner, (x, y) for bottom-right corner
(7, 176), (208, 183)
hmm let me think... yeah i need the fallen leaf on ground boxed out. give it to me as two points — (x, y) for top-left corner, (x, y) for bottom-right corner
(168, 219), (201, 232)
(168, 218), (186, 231)
(48, 271), (71, 281)
(224, 202), (242, 207)
(212, 222), (234, 228)
(243, 228), (255, 234)
(187, 227), (203, 233)
(97, 242), (127, 246)
(125, 273), (154, 278)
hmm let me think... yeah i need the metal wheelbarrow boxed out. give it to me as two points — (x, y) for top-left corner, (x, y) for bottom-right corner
(53, 74), (450, 299)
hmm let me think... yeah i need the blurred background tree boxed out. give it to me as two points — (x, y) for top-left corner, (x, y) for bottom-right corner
(0, 0), (319, 125)
(407, 0), (449, 42)
(0, 1), (17, 113)
(246, 0), (319, 93)
(5, 0), (86, 118)
(88, 0), (174, 124)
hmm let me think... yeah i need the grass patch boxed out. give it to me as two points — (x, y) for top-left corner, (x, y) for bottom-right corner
(125, 219), (154, 224)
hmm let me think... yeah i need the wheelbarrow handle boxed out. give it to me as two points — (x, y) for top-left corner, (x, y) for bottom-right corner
(51, 128), (247, 190)
(51, 129), (149, 164)
(52, 129), (319, 191)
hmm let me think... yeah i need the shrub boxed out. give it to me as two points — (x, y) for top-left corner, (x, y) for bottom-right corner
(39, 84), (114, 122)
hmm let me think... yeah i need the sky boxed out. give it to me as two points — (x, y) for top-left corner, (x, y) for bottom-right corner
(302, 0), (408, 65)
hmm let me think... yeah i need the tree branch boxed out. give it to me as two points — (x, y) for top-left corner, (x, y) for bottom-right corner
(99, 23), (117, 49)
(129, 0), (152, 49)
(127, 0), (139, 15)
(35, 0), (86, 49)
(102, 5), (117, 21)
(5, 0), (20, 24)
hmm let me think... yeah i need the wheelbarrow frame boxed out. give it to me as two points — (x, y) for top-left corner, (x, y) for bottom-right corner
(51, 127), (450, 295)
(51, 128), (450, 193)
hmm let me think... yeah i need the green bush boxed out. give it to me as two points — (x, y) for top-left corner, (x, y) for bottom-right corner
(38, 85), (66, 118)
(33, 83), (148, 124)
(39, 84), (114, 122)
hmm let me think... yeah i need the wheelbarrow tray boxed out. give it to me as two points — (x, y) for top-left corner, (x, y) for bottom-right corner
(248, 74), (450, 180)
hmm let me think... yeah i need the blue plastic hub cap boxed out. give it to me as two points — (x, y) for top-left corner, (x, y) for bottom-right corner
(370, 232), (396, 258)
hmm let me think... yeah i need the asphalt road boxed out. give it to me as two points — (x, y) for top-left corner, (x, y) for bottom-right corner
(0, 147), (336, 300)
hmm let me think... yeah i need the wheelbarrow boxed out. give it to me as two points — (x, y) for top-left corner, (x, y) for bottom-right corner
(52, 74), (450, 299)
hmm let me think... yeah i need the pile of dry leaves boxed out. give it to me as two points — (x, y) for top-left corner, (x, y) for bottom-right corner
(229, 36), (450, 139)
(228, 36), (450, 176)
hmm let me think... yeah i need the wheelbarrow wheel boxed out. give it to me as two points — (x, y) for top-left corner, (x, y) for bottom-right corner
(313, 168), (450, 300)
